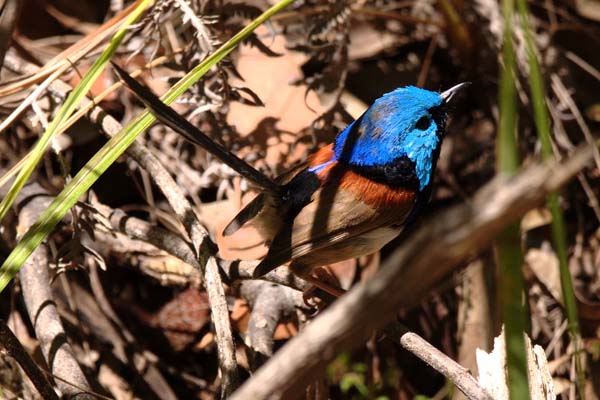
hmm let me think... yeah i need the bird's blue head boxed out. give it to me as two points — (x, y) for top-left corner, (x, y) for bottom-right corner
(331, 84), (467, 191)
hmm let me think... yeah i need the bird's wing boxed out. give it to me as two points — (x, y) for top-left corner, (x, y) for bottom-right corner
(252, 177), (417, 277)
(222, 161), (309, 237)
(223, 143), (336, 237)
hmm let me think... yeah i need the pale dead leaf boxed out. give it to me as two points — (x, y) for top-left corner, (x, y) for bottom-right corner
(358, 252), (380, 281)
(521, 208), (552, 232)
(227, 27), (326, 137)
(551, 378), (570, 396)
(525, 245), (563, 304)
(348, 21), (404, 60)
(227, 26), (329, 170)
(574, 0), (600, 21)
(327, 259), (357, 290)
(98, 364), (138, 400)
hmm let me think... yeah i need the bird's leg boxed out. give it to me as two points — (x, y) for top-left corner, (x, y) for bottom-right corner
(290, 262), (346, 300)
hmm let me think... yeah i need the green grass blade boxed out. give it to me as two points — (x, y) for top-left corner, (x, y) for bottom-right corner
(497, 0), (530, 398)
(0, 0), (155, 222)
(516, 0), (585, 396)
(0, 0), (294, 293)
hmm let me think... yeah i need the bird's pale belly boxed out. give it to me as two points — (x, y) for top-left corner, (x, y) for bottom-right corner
(296, 225), (403, 268)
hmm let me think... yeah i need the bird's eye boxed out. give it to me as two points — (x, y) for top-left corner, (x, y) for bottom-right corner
(415, 116), (431, 130)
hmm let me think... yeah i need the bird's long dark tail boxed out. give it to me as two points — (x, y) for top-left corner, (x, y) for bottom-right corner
(111, 62), (282, 196)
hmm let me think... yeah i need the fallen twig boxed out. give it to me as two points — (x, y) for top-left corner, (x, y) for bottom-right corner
(240, 281), (304, 368)
(15, 185), (94, 399)
(221, 259), (310, 292)
(94, 202), (309, 290)
(391, 328), (492, 400)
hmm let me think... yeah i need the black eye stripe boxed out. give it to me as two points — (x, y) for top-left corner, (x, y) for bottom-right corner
(415, 116), (431, 130)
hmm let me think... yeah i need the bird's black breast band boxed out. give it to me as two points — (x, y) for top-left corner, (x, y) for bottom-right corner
(348, 155), (420, 190)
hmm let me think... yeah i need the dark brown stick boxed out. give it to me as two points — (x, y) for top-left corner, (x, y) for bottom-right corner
(0, 319), (59, 400)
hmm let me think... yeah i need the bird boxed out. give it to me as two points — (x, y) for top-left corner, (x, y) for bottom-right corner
(112, 62), (468, 296)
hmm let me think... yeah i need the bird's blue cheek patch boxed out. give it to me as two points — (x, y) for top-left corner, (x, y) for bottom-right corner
(404, 124), (440, 190)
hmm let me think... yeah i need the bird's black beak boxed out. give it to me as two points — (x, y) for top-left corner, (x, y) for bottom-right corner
(440, 82), (471, 104)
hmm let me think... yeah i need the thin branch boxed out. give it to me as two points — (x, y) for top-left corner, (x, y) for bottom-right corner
(240, 281), (305, 368)
(95, 204), (201, 270)
(94, 203), (309, 291)
(551, 73), (600, 170)
(0, 319), (59, 400)
(220, 259), (310, 292)
(230, 141), (596, 399)
(15, 185), (94, 399)
(393, 329), (492, 400)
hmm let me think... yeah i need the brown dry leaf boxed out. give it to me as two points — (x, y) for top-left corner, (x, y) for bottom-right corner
(148, 288), (210, 351)
(218, 222), (268, 261)
(552, 378), (571, 397)
(227, 26), (328, 169)
(326, 259), (357, 290)
(574, 0), (600, 21)
(197, 199), (236, 236)
(69, 61), (118, 101)
(358, 252), (381, 281)
(98, 364), (136, 400)
(324, 252), (380, 290)
(273, 321), (298, 340)
(198, 193), (269, 261)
